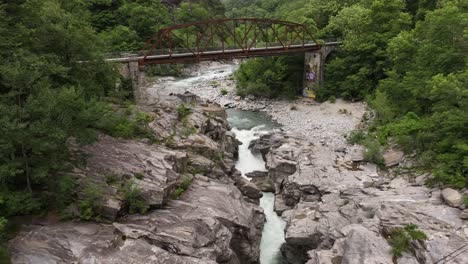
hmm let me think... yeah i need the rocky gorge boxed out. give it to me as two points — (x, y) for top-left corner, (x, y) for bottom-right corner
(8, 62), (468, 264)
(158, 62), (468, 263)
(8, 85), (265, 263)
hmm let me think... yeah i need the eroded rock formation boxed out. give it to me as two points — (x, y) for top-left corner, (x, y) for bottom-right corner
(8, 95), (264, 264)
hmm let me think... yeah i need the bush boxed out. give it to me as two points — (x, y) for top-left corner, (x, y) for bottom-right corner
(387, 224), (427, 258)
(220, 88), (228, 95)
(235, 56), (304, 99)
(347, 130), (366, 145)
(171, 176), (192, 200)
(79, 184), (104, 220)
(96, 104), (154, 140)
(106, 173), (120, 185)
(0, 244), (9, 264)
(133, 172), (144, 180)
(145, 64), (183, 77)
(121, 181), (148, 214)
(329, 96), (336, 103)
(362, 138), (384, 166)
(0, 191), (42, 217)
(177, 104), (192, 120)
(49, 175), (75, 211)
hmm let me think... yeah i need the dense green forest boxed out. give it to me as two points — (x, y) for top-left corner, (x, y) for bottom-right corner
(0, 0), (223, 260)
(0, 0), (466, 261)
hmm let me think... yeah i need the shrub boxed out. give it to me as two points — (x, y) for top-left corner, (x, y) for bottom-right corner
(176, 104), (192, 120)
(50, 175), (75, 211)
(106, 173), (120, 185)
(79, 184), (104, 220)
(387, 224), (427, 258)
(0, 191), (41, 217)
(108, 76), (134, 102)
(235, 56), (304, 99)
(347, 130), (366, 145)
(220, 88), (228, 95)
(121, 181), (148, 214)
(95, 104), (154, 140)
(329, 96), (336, 103)
(0, 218), (5, 236)
(362, 138), (384, 166)
(0, 244), (9, 264)
(133, 172), (144, 180)
(171, 176), (192, 200)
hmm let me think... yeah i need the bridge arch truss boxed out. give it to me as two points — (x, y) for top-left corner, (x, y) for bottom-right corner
(139, 18), (321, 65)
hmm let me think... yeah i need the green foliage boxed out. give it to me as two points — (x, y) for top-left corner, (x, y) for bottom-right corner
(106, 173), (120, 185)
(236, 56), (304, 99)
(347, 130), (367, 145)
(323, 0), (412, 100)
(0, 244), (9, 264)
(133, 173), (144, 180)
(121, 180), (148, 214)
(387, 224), (427, 258)
(171, 176), (193, 200)
(347, 130), (384, 166)
(79, 184), (104, 220)
(362, 138), (384, 166)
(49, 175), (76, 211)
(329, 96), (336, 103)
(371, 1), (468, 187)
(0, 218), (5, 237)
(177, 104), (192, 120)
(220, 88), (228, 96)
(146, 64), (184, 77)
(96, 105), (155, 140)
(99, 25), (140, 52)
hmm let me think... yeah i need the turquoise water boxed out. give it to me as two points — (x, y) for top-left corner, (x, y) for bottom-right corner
(227, 109), (286, 264)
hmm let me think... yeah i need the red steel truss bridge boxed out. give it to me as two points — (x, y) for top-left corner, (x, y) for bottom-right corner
(107, 18), (325, 66)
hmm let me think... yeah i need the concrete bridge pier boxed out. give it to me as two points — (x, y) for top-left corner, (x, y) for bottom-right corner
(118, 56), (146, 103)
(303, 45), (336, 99)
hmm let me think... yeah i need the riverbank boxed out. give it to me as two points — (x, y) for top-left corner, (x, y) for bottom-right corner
(148, 61), (367, 147)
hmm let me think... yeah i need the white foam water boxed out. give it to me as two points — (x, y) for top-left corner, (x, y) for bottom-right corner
(229, 115), (286, 264)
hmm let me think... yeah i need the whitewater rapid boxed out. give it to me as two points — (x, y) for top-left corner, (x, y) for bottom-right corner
(227, 109), (286, 264)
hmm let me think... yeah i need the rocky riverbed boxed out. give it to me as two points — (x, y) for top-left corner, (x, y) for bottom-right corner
(164, 62), (468, 263)
(8, 62), (468, 264)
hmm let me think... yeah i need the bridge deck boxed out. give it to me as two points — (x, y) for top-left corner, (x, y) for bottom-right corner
(106, 42), (340, 64)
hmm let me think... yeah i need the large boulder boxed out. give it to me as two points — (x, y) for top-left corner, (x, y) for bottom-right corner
(231, 171), (263, 202)
(382, 149), (405, 167)
(441, 188), (463, 208)
(246, 171), (275, 192)
(73, 135), (187, 220)
(8, 222), (218, 264)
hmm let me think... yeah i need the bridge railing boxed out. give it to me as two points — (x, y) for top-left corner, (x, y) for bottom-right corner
(139, 40), (318, 57)
(103, 40), (341, 60)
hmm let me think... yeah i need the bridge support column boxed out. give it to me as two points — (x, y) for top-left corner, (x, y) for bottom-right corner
(118, 57), (146, 103)
(303, 44), (337, 99)
(303, 51), (324, 99)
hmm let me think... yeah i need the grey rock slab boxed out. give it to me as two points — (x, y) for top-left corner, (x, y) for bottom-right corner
(382, 149), (405, 167)
(441, 188), (463, 208)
